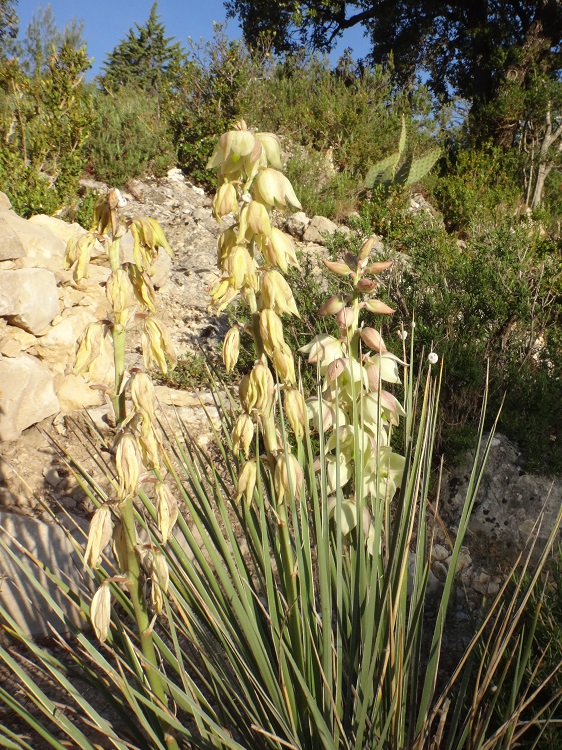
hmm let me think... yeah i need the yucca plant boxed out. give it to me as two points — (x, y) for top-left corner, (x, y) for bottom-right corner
(0, 122), (560, 750)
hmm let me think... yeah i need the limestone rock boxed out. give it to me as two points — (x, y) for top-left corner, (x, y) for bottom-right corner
(0, 191), (11, 210)
(284, 211), (310, 239)
(0, 353), (59, 441)
(0, 268), (60, 334)
(0, 511), (91, 637)
(3, 325), (38, 351)
(35, 307), (97, 372)
(0, 213), (26, 260)
(56, 372), (105, 413)
(0, 209), (66, 269)
(0, 338), (21, 357)
(302, 215), (339, 245)
(441, 433), (562, 561)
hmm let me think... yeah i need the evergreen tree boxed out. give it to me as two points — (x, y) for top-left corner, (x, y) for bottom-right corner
(21, 4), (86, 77)
(100, 3), (185, 100)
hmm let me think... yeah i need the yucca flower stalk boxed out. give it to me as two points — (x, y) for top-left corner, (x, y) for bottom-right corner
(65, 188), (182, 749)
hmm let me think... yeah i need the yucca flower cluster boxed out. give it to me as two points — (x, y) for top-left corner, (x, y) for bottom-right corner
(208, 120), (307, 501)
(67, 189), (177, 422)
(65, 192), (179, 673)
(300, 240), (406, 548)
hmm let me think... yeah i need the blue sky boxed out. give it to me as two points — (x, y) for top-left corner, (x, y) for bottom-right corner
(15, 1), (371, 78)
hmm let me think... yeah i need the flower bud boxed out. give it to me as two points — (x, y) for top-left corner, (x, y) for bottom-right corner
(265, 227), (299, 271)
(137, 416), (162, 471)
(253, 168), (301, 209)
(131, 371), (156, 422)
(232, 413), (255, 457)
(147, 217), (173, 256)
(115, 431), (140, 499)
(355, 278), (378, 293)
(142, 316), (177, 374)
(322, 259), (352, 277)
(319, 295), (344, 317)
(91, 582), (112, 642)
(222, 326), (240, 373)
(217, 226), (237, 269)
(235, 459), (258, 506)
(358, 236), (377, 262)
(249, 361), (275, 414)
(256, 132), (282, 169)
(209, 278), (239, 311)
(213, 182), (239, 221)
(261, 270), (299, 317)
(283, 387), (306, 440)
(327, 357), (347, 381)
(65, 233), (97, 282)
(224, 245), (258, 291)
(272, 343), (296, 385)
(239, 200), (271, 239)
(360, 327), (387, 352)
(259, 308), (285, 357)
(337, 306), (355, 331)
(84, 505), (113, 568)
(363, 299), (395, 315)
(365, 260), (393, 275)
(274, 452), (303, 505)
(155, 481), (179, 544)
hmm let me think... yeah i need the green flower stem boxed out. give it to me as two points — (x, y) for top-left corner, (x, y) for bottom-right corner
(108, 239), (126, 424)
(246, 288), (305, 685)
(120, 497), (180, 750)
(111, 323), (127, 424)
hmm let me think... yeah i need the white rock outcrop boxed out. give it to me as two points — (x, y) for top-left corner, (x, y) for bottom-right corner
(0, 353), (59, 441)
(0, 267), (60, 334)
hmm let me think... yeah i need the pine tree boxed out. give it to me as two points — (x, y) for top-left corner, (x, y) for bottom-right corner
(100, 3), (184, 101)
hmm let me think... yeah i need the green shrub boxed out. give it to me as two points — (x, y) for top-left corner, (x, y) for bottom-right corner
(87, 86), (175, 186)
(0, 45), (92, 216)
(426, 143), (523, 232)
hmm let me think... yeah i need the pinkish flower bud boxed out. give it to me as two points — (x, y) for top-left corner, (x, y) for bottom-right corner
(319, 295), (344, 317)
(356, 278), (378, 293)
(326, 357), (347, 381)
(358, 236), (376, 262)
(360, 327), (387, 352)
(323, 259), (352, 277)
(365, 260), (393, 274)
(363, 299), (395, 315)
(337, 306), (355, 330)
